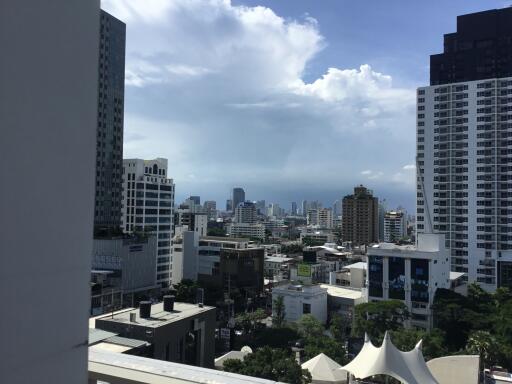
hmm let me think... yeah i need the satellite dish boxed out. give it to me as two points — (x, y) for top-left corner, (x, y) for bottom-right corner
(241, 346), (253, 353)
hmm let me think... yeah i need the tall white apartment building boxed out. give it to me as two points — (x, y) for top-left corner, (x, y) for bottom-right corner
(417, 8), (512, 291)
(121, 158), (175, 287)
(384, 210), (407, 242)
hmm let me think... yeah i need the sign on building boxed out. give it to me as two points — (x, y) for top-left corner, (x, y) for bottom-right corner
(297, 263), (312, 277)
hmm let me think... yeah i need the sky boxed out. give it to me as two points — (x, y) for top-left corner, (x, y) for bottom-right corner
(102, 0), (510, 212)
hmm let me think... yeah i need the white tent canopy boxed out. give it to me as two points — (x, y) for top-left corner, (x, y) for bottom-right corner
(341, 332), (439, 384)
(302, 353), (348, 384)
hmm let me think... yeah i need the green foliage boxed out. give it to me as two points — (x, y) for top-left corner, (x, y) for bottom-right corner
(223, 346), (311, 384)
(252, 327), (300, 349)
(303, 335), (348, 365)
(281, 243), (303, 255)
(297, 314), (324, 339)
(329, 314), (350, 342)
(389, 328), (447, 360)
(431, 286), (512, 369)
(235, 309), (267, 335)
(207, 227), (226, 237)
(296, 314), (348, 365)
(272, 296), (286, 328)
(352, 300), (409, 340)
(173, 279), (198, 303)
(465, 330), (499, 368)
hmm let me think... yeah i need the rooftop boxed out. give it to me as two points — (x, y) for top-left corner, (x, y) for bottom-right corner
(265, 256), (294, 263)
(95, 302), (215, 328)
(89, 349), (281, 384)
(319, 284), (364, 300)
(200, 235), (249, 243)
(342, 261), (367, 270)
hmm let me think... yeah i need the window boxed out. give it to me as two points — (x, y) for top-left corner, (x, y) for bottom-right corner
(302, 303), (311, 314)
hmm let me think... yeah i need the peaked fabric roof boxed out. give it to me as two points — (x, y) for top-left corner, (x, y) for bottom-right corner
(302, 353), (348, 383)
(341, 332), (439, 384)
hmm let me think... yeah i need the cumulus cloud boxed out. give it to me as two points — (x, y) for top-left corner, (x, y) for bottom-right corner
(102, 0), (416, 207)
(403, 164), (416, 170)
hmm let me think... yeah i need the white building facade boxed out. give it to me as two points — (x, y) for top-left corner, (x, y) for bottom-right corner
(365, 233), (450, 329)
(417, 78), (512, 291)
(121, 158), (175, 287)
(228, 222), (265, 240)
(272, 284), (328, 324)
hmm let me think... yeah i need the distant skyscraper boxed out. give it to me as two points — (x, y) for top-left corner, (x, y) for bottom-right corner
(121, 158), (175, 287)
(232, 187), (245, 212)
(203, 200), (217, 220)
(301, 200), (308, 217)
(234, 201), (257, 224)
(342, 185), (379, 246)
(226, 199), (233, 212)
(255, 200), (266, 214)
(189, 195), (200, 205)
(378, 200), (387, 242)
(291, 201), (298, 216)
(333, 199), (342, 217)
(417, 8), (512, 291)
(94, 10), (126, 232)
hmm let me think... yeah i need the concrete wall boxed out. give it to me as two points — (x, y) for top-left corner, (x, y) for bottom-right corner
(0, 1), (100, 383)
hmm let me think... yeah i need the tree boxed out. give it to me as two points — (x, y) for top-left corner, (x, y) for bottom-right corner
(223, 346), (311, 384)
(235, 309), (267, 335)
(173, 279), (199, 303)
(465, 330), (499, 370)
(389, 328), (447, 360)
(352, 300), (409, 340)
(329, 313), (350, 342)
(272, 296), (286, 328)
(297, 314), (324, 339)
(207, 227), (226, 237)
(303, 335), (348, 365)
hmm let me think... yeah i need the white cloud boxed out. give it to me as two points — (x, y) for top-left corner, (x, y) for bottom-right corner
(403, 164), (416, 170)
(101, 0), (417, 206)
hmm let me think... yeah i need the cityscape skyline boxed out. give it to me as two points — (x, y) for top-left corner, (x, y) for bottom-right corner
(100, 0), (509, 213)
(5, 2), (512, 383)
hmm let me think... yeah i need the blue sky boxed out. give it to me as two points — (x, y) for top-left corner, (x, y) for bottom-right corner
(103, 0), (509, 212)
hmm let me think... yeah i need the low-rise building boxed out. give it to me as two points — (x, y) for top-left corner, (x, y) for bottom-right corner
(272, 283), (328, 324)
(228, 222), (265, 240)
(300, 229), (335, 245)
(264, 255), (294, 280)
(197, 237), (264, 304)
(91, 236), (159, 315)
(330, 261), (367, 289)
(93, 299), (216, 368)
(319, 284), (365, 320)
(365, 233), (450, 329)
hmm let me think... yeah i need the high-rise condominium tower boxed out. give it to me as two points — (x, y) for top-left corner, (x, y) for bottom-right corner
(232, 187), (245, 212)
(417, 8), (512, 291)
(121, 158), (175, 287)
(342, 185), (379, 246)
(94, 10), (126, 232)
